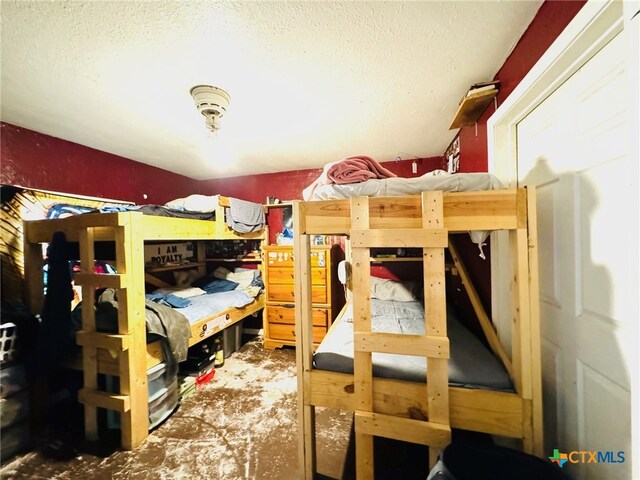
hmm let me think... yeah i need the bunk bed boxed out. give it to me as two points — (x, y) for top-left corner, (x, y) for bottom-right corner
(293, 187), (542, 478)
(22, 196), (266, 450)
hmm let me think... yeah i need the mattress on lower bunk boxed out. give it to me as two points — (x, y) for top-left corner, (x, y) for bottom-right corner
(313, 299), (513, 392)
(172, 290), (255, 325)
(307, 171), (503, 201)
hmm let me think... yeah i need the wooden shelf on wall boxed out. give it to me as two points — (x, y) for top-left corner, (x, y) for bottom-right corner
(449, 85), (499, 130)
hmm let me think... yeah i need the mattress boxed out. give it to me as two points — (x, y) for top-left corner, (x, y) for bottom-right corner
(173, 290), (255, 325)
(307, 171), (503, 201)
(313, 299), (513, 391)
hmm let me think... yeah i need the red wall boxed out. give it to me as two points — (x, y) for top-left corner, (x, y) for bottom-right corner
(198, 156), (444, 203)
(0, 122), (199, 204)
(457, 0), (586, 172)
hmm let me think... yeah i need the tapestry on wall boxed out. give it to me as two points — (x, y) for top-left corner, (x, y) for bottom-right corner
(0, 185), (127, 307)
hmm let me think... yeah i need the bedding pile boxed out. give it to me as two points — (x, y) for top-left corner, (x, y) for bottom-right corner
(303, 167), (504, 257)
(302, 155), (397, 200)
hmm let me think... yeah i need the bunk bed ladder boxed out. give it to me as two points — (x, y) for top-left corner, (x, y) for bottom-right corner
(350, 191), (451, 478)
(74, 215), (149, 449)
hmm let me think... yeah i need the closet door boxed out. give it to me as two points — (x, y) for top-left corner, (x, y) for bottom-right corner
(516, 30), (633, 480)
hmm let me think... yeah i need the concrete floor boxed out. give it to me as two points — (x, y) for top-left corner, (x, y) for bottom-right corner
(0, 339), (355, 480)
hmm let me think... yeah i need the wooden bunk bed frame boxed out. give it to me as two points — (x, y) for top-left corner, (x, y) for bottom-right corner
(293, 187), (542, 478)
(22, 196), (266, 449)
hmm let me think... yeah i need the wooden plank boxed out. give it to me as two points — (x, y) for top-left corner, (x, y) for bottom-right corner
(144, 273), (172, 289)
(308, 370), (524, 438)
(24, 213), (126, 243)
(78, 388), (130, 413)
(78, 226), (99, 441)
(350, 228), (448, 248)
(421, 191), (450, 466)
(293, 201), (316, 479)
(356, 411), (450, 447)
(74, 273), (124, 289)
(301, 190), (522, 235)
(525, 186), (544, 456)
(76, 331), (128, 351)
(116, 217), (149, 449)
(449, 88), (499, 129)
(22, 222), (45, 319)
(448, 239), (514, 381)
(350, 196), (374, 480)
(353, 332), (449, 358)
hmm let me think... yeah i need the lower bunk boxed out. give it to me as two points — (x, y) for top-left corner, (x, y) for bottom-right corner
(310, 298), (526, 442)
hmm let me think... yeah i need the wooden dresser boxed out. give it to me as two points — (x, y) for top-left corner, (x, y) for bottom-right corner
(262, 244), (343, 349)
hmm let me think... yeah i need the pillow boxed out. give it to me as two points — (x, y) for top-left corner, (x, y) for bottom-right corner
(213, 266), (255, 289)
(370, 276), (416, 302)
(153, 286), (206, 299)
(173, 269), (200, 287)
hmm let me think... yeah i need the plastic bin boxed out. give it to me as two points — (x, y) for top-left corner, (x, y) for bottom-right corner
(0, 364), (28, 398)
(148, 378), (179, 430)
(222, 320), (244, 358)
(426, 443), (569, 480)
(147, 362), (175, 399)
(0, 323), (19, 365)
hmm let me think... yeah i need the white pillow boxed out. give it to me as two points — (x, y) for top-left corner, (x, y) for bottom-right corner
(154, 286), (206, 298)
(213, 266), (255, 289)
(370, 276), (416, 302)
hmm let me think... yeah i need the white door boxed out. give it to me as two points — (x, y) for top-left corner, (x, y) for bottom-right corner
(516, 30), (634, 480)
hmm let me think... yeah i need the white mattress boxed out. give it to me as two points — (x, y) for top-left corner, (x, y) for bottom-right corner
(307, 171), (503, 201)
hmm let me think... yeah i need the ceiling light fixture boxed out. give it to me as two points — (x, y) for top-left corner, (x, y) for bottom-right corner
(190, 85), (231, 133)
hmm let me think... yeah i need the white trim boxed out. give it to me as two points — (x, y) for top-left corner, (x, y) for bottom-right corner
(487, 0), (624, 184)
(488, 0), (637, 475)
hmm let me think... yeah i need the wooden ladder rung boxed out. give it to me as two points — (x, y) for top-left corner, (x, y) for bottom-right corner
(350, 228), (448, 248)
(76, 331), (130, 351)
(74, 273), (125, 289)
(353, 332), (449, 358)
(355, 411), (451, 447)
(78, 388), (130, 413)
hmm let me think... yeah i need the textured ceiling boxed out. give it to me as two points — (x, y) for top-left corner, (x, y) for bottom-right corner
(0, 1), (542, 180)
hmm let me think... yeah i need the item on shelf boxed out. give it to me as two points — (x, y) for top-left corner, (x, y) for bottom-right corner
(449, 80), (500, 130)
(213, 336), (225, 368)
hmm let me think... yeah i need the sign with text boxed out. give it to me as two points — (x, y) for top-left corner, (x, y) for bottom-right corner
(144, 242), (193, 266)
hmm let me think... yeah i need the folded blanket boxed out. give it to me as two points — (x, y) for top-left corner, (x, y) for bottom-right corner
(302, 155), (396, 200)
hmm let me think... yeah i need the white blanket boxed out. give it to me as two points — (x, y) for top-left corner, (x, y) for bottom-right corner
(307, 170), (503, 200)
(306, 171), (504, 257)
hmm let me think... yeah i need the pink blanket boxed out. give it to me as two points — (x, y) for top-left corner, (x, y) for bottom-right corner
(302, 155), (396, 200)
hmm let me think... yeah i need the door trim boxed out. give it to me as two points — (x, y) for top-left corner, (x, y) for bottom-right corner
(487, 0), (637, 475)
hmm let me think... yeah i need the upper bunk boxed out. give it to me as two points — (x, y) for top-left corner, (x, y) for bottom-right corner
(23, 195), (266, 244)
(296, 188), (529, 235)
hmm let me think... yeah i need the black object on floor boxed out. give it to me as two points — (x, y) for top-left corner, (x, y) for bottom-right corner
(430, 442), (570, 480)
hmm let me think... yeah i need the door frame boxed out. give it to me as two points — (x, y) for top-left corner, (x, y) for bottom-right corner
(486, 0), (637, 476)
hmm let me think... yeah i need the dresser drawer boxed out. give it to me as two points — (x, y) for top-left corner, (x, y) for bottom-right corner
(267, 306), (328, 327)
(267, 284), (327, 303)
(269, 323), (327, 343)
(267, 266), (326, 285)
(264, 249), (329, 268)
